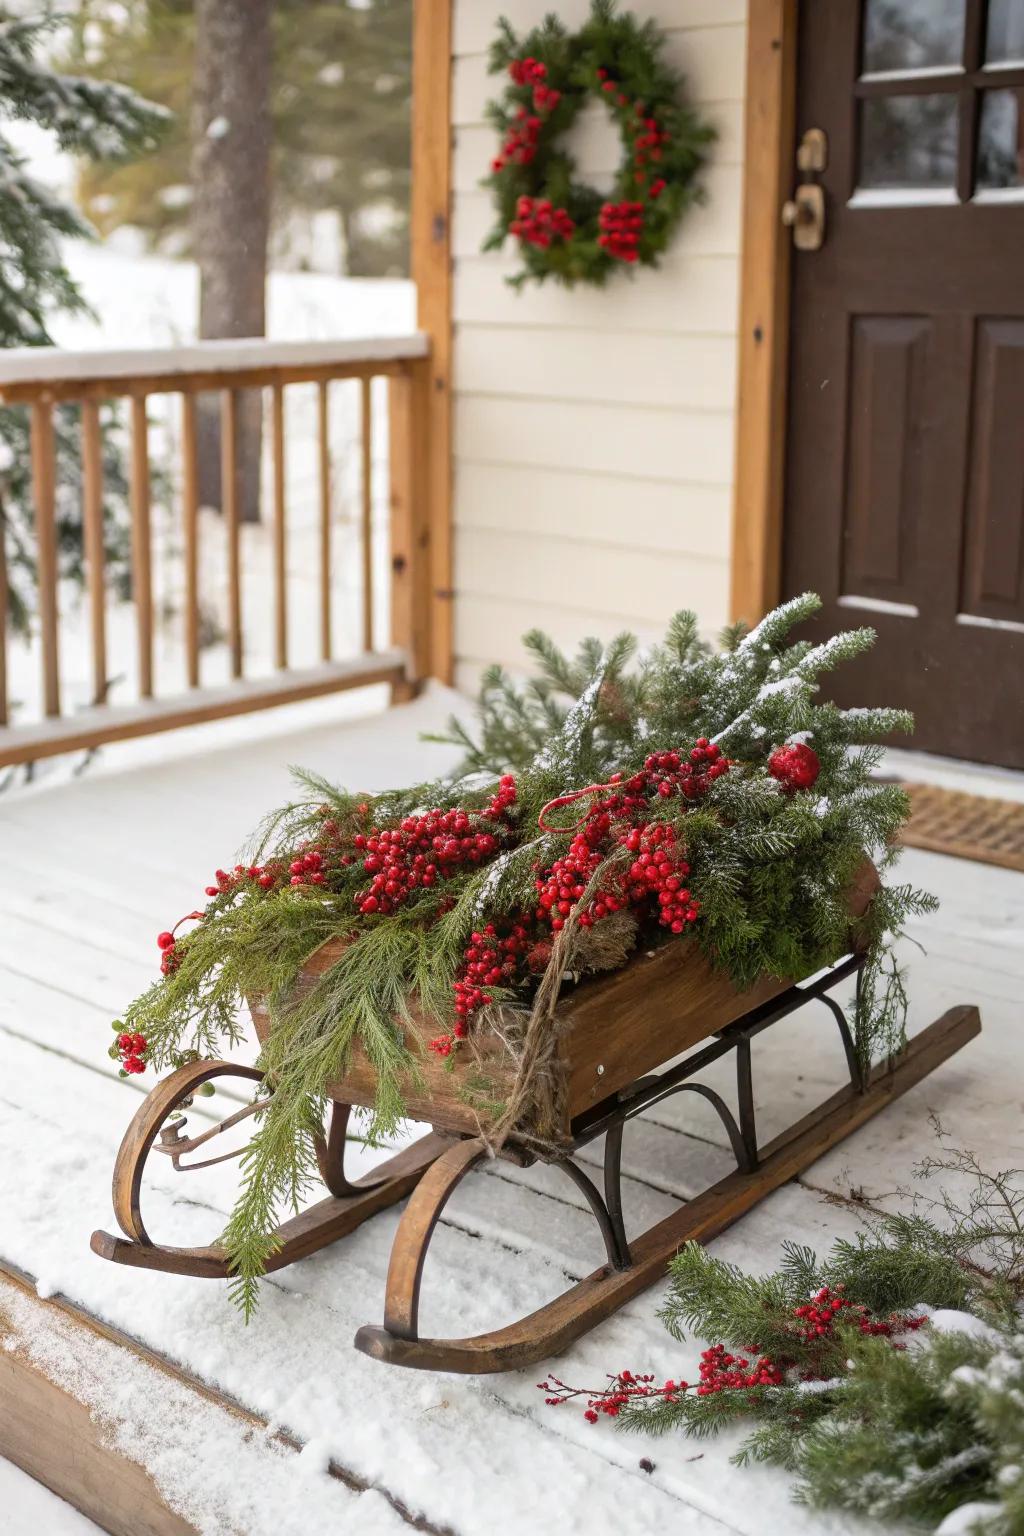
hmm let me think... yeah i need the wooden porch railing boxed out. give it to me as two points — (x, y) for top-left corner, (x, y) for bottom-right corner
(0, 335), (433, 768)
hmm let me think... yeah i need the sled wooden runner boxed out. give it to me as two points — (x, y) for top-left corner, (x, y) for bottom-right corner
(91, 860), (981, 1374)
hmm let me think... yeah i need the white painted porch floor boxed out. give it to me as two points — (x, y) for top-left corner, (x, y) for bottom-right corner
(1, 686), (1021, 1536)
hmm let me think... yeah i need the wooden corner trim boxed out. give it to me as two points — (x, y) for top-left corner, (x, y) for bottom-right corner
(411, 0), (454, 684)
(730, 0), (799, 626)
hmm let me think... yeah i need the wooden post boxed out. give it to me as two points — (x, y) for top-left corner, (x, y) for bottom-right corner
(130, 395), (154, 699)
(271, 381), (287, 670)
(220, 388), (243, 678)
(317, 380), (332, 661)
(361, 376), (374, 653)
(181, 392), (201, 689)
(729, 0), (799, 625)
(411, 0), (453, 683)
(30, 399), (60, 718)
(388, 360), (431, 695)
(81, 399), (107, 704)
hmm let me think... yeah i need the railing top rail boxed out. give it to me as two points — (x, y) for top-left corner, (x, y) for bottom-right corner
(0, 333), (429, 393)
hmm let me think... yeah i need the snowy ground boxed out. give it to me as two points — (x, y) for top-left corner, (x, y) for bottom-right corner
(0, 684), (1021, 1535)
(1, 1457), (103, 1536)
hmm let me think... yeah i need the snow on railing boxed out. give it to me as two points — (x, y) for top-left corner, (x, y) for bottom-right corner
(0, 334), (433, 766)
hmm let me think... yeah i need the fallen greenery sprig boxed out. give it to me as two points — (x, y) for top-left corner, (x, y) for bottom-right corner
(543, 1132), (1024, 1535)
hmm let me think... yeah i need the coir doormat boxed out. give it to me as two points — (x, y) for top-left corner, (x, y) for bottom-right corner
(898, 782), (1024, 873)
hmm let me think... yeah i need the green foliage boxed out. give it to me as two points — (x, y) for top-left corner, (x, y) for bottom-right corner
(611, 1138), (1024, 1533)
(0, 8), (166, 641)
(122, 593), (930, 1308)
(482, 0), (714, 288)
(66, 0), (411, 277)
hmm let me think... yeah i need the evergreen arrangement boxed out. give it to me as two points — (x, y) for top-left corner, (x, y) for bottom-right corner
(113, 593), (933, 1313)
(482, 0), (714, 287)
(542, 1131), (1024, 1535)
(0, 9), (167, 637)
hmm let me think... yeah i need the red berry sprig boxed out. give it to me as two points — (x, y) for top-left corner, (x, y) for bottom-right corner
(541, 1292), (929, 1424)
(492, 105), (541, 172)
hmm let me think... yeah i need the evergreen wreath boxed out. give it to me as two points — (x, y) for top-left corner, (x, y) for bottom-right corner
(482, 0), (715, 288)
(113, 594), (934, 1313)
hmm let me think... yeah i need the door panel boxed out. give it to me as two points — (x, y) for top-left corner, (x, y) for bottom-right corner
(783, 0), (1024, 768)
(961, 319), (1024, 624)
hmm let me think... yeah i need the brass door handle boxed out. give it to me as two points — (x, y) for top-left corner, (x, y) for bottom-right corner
(781, 184), (825, 251)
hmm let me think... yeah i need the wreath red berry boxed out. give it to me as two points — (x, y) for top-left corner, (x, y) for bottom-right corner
(483, 0), (715, 288)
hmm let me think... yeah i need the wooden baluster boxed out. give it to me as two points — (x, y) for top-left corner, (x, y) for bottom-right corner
(361, 375), (374, 653)
(318, 381), (331, 662)
(0, 500), (8, 727)
(30, 399), (60, 717)
(81, 400), (107, 705)
(388, 362), (430, 694)
(130, 396), (153, 699)
(181, 393), (200, 689)
(271, 381), (287, 670)
(220, 389), (243, 678)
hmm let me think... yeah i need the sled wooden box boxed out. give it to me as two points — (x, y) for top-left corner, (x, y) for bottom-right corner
(247, 861), (884, 1141)
(93, 858), (981, 1374)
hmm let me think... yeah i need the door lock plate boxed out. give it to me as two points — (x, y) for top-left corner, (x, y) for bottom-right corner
(782, 184), (826, 251)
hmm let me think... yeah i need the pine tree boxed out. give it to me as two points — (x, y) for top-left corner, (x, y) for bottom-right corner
(0, 9), (167, 640)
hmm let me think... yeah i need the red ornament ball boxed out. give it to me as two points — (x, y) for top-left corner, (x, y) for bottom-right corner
(157, 930), (175, 950)
(768, 742), (820, 792)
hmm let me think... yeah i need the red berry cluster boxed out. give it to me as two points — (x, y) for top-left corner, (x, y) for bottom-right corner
(598, 199), (645, 261)
(622, 822), (698, 933)
(532, 82), (561, 113)
(510, 196), (575, 248)
(644, 739), (730, 799)
(791, 1285), (927, 1345)
(595, 70), (672, 201)
(355, 776), (516, 917)
(452, 921), (532, 1025)
(156, 919), (201, 977)
(536, 827), (615, 932)
(695, 1344), (784, 1395)
(630, 114), (669, 187)
(112, 1027), (148, 1076)
(508, 55), (546, 86)
(492, 105), (541, 171)
(768, 741), (821, 793)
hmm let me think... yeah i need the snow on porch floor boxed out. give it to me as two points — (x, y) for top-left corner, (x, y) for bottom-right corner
(0, 685), (1021, 1536)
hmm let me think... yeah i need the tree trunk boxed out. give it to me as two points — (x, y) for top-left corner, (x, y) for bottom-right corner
(191, 0), (272, 524)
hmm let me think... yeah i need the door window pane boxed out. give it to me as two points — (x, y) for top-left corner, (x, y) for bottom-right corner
(862, 0), (965, 74)
(859, 94), (959, 188)
(977, 88), (1024, 188)
(986, 0), (1024, 65)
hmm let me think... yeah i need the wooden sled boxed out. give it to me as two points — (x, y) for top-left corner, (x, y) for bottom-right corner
(92, 862), (980, 1373)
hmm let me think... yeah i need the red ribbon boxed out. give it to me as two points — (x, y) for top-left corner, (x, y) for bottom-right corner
(537, 775), (627, 833)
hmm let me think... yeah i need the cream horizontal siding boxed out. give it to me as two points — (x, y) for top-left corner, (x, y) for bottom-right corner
(450, 0), (747, 684)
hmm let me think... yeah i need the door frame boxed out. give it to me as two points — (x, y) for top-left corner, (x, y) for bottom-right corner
(411, 0), (454, 682)
(730, 0), (800, 625)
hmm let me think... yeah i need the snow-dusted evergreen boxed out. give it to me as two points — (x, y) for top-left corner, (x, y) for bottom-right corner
(0, 9), (166, 630)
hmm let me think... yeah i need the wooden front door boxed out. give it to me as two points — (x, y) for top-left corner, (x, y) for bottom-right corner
(782, 0), (1024, 768)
